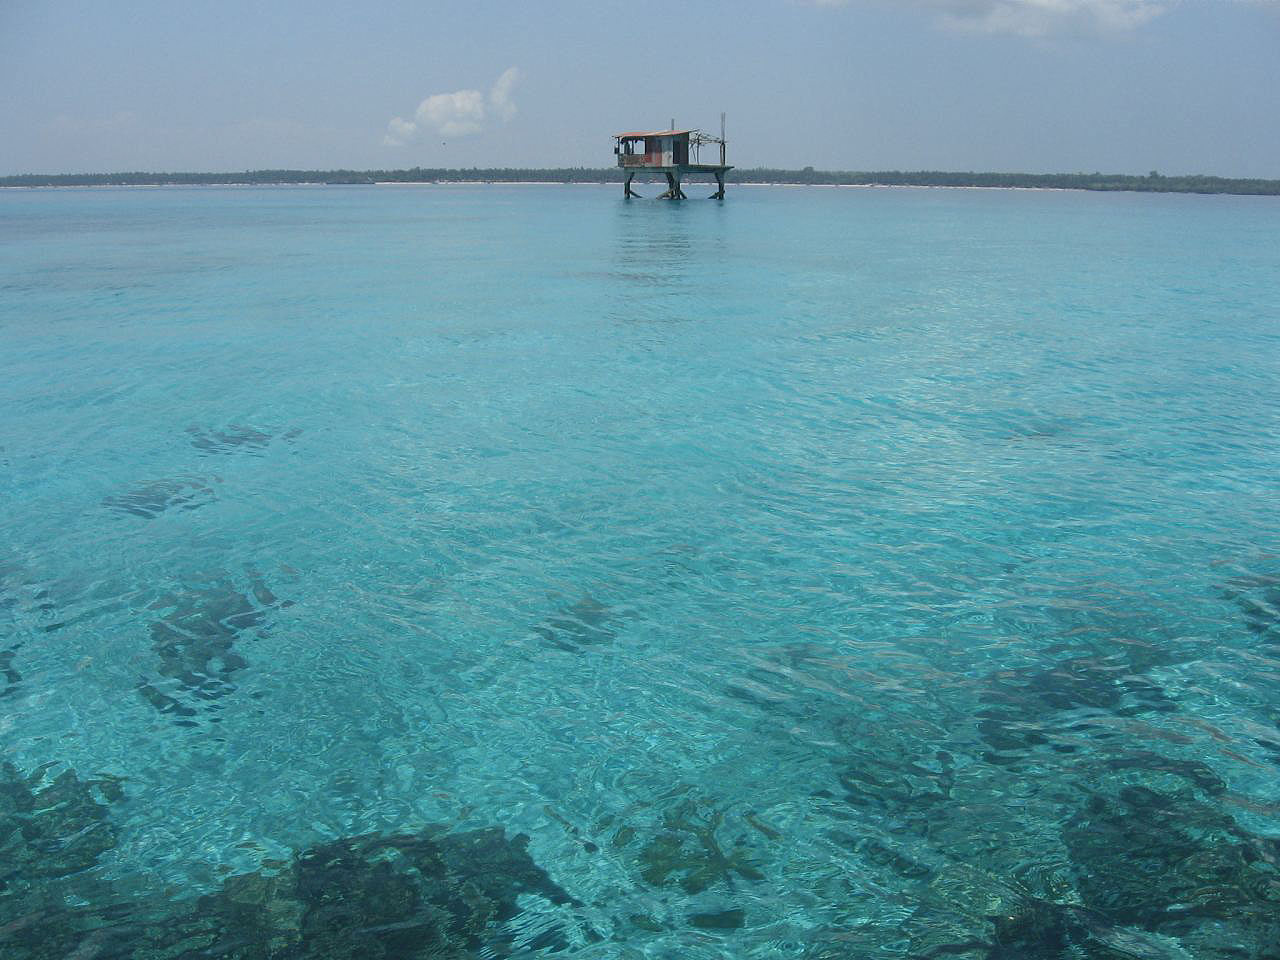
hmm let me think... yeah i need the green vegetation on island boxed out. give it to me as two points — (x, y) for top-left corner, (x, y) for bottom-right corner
(2, 167), (1279, 195)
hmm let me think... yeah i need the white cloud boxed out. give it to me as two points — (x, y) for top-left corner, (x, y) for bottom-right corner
(935, 0), (1164, 35)
(383, 67), (522, 146)
(489, 67), (521, 122)
(383, 116), (417, 147)
(811, 0), (1171, 35)
(418, 89), (487, 138)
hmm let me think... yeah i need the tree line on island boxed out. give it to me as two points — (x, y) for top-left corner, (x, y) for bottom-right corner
(3, 167), (1278, 195)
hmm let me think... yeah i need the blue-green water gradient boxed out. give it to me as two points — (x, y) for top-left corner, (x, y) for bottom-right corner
(2, 184), (1278, 958)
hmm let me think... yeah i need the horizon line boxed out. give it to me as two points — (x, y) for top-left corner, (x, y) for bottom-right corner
(4, 167), (1279, 197)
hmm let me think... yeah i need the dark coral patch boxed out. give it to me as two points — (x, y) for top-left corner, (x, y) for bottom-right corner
(0, 646), (21, 699)
(839, 748), (955, 831)
(0, 761), (122, 891)
(532, 595), (618, 651)
(688, 908), (744, 930)
(187, 424), (299, 456)
(102, 476), (217, 519)
(137, 573), (290, 725)
(634, 795), (766, 895)
(1222, 571), (1280, 644)
(976, 655), (1175, 762)
(1062, 784), (1280, 956)
(0, 821), (573, 960)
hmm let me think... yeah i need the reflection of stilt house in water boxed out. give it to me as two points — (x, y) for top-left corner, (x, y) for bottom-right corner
(614, 115), (732, 200)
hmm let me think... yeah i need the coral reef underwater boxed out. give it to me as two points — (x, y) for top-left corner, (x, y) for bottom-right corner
(532, 594), (620, 651)
(102, 476), (219, 520)
(187, 424), (302, 456)
(0, 759), (577, 960)
(136, 573), (290, 726)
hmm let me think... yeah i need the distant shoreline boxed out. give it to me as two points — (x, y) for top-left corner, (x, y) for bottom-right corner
(2, 167), (1280, 195)
(3, 168), (1279, 196)
(0, 182), (1090, 194)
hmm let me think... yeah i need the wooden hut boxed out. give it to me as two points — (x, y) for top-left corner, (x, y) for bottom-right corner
(614, 118), (732, 199)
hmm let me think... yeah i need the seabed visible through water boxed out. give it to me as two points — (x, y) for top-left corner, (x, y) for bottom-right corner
(1, 184), (1279, 958)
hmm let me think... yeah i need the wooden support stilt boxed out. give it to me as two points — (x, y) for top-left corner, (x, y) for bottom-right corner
(711, 172), (725, 200)
(624, 172), (638, 198)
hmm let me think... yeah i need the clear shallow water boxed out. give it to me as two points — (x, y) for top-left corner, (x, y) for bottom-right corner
(1, 183), (1279, 958)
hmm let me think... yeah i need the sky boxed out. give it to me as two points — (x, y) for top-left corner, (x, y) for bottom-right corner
(1, 0), (1278, 177)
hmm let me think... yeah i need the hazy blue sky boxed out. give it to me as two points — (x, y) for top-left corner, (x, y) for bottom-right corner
(2, 0), (1277, 176)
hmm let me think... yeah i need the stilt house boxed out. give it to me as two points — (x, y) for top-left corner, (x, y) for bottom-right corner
(614, 119), (732, 199)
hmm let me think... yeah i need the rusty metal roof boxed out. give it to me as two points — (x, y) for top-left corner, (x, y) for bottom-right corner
(614, 129), (694, 139)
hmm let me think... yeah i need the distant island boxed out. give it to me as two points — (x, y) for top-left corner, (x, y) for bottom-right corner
(3, 167), (1278, 196)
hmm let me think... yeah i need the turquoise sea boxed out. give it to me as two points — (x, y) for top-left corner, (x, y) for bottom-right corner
(2, 183), (1279, 958)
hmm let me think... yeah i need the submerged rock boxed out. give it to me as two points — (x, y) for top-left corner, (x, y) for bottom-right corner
(1222, 570), (1280, 644)
(0, 760), (122, 893)
(1062, 783), (1280, 958)
(532, 595), (618, 651)
(839, 747), (955, 830)
(0, 822), (573, 960)
(985, 897), (1200, 960)
(633, 794), (766, 895)
(137, 573), (290, 725)
(102, 476), (217, 519)
(1099, 751), (1227, 797)
(0, 645), (20, 699)
(900, 863), (1203, 960)
(187, 424), (301, 456)
(976, 655), (1175, 762)
(688, 908), (744, 930)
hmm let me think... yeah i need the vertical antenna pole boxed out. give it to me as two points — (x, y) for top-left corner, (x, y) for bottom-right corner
(720, 112), (726, 165)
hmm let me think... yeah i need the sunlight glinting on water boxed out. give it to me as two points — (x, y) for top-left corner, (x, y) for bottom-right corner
(1, 184), (1279, 958)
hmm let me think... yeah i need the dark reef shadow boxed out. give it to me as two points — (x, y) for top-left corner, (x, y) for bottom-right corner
(136, 572), (290, 726)
(102, 476), (218, 519)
